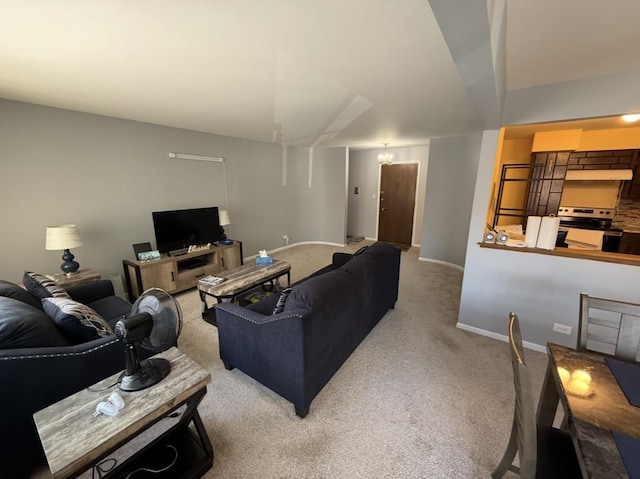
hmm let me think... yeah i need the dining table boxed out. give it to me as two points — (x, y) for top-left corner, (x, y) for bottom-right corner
(537, 343), (640, 479)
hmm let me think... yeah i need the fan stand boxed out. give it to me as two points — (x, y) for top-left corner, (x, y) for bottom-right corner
(119, 343), (171, 392)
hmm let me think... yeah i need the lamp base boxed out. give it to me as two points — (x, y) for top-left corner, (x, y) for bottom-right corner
(61, 249), (80, 276)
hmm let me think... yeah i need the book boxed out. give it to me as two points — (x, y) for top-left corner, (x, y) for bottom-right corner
(200, 275), (226, 285)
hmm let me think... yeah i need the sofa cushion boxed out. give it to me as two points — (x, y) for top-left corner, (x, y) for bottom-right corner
(86, 296), (133, 326)
(0, 279), (43, 310)
(0, 297), (68, 348)
(23, 271), (70, 300)
(284, 268), (355, 312)
(272, 287), (293, 314)
(42, 297), (113, 344)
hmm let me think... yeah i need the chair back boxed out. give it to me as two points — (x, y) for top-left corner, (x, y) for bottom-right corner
(507, 312), (537, 478)
(578, 293), (640, 362)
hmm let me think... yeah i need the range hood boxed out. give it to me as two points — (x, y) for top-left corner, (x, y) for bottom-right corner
(565, 169), (633, 181)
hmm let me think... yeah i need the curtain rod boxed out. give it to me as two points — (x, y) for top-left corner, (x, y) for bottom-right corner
(169, 152), (224, 162)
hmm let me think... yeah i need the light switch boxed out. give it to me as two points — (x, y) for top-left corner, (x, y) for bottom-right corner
(354, 186), (359, 195)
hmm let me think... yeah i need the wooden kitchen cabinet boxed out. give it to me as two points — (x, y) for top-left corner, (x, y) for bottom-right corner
(122, 241), (243, 300)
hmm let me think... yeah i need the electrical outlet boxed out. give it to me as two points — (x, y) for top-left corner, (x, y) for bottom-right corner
(552, 323), (572, 335)
(282, 235), (290, 245)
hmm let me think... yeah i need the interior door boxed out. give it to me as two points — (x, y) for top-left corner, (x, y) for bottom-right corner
(378, 163), (418, 247)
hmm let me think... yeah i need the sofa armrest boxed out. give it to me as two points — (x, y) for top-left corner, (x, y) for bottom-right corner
(215, 302), (309, 409)
(66, 279), (116, 304)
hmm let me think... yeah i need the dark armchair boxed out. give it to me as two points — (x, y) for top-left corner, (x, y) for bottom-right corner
(0, 279), (137, 478)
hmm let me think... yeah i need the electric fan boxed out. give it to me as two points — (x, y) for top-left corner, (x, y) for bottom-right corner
(115, 288), (183, 392)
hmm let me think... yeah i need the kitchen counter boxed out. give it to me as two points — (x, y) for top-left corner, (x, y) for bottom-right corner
(479, 242), (640, 266)
(613, 198), (640, 232)
(619, 224), (640, 233)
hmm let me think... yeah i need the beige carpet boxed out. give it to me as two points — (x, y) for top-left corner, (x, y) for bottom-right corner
(35, 242), (548, 478)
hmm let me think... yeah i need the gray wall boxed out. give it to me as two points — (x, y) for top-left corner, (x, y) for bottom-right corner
(0, 99), (346, 282)
(458, 130), (640, 350)
(347, 150), (380, 240)
(503, 68), (640, 125)
(284, 146), (348, 245)
(420, 134), (482, 267)
(459, 68), (640, 348)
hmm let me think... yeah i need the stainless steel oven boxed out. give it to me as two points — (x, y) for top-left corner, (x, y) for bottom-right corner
(556, 206), (623, 252)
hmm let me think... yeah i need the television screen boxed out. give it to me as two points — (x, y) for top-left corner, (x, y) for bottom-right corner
(152, 207), (221, 254)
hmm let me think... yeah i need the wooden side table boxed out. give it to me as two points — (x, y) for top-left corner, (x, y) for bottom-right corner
(51, 268), (101, 288)
(34, 348), (213, 479)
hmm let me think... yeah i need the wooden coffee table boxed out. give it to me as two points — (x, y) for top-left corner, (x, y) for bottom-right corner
(34, 348), (213, 479)
(198, 259), (291, 326)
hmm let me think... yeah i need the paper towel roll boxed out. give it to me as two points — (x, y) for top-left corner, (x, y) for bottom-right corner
(525, 216), (542, 248)
(536, 216), (560, 250)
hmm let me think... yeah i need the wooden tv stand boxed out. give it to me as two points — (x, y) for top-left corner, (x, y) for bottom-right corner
(122, 241), (243, 300)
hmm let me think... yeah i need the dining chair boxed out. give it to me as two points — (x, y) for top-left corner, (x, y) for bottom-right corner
(578, 292), (640, 362)
(492, 312), (582, 479)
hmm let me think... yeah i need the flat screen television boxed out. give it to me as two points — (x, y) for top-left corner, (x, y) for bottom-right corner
(152, 206), (221, 254)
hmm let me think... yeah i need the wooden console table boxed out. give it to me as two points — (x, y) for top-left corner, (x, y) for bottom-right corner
(34, 348), (213, 479)
(123, 240), (243, 299)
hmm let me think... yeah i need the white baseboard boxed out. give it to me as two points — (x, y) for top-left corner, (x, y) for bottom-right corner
(418, 256), (464, 272)
(256, 241), (346, 259)
(455, 322), (546, 353)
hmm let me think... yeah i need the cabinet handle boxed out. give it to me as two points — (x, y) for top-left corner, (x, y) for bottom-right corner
(171, 272), (175, 282)
(221, 257), (225, 267)
(195, 273), (204, 278)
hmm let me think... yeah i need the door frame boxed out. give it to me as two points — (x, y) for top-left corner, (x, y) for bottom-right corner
(375, 160), (422, 246)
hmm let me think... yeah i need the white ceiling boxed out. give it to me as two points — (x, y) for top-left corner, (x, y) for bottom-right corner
(1, 0), (639, 149)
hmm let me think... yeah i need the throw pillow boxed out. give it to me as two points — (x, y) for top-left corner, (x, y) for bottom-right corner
(0, 297), (68, 349)
(42, 297), (113, 344)
(0, 279), (43, 310)
(23, 271), (70, 300)
(272, 287), (293, 314)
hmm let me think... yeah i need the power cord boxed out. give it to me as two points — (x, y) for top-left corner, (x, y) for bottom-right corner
(87, 379), (120, 392)
(124, 444), (178, 478)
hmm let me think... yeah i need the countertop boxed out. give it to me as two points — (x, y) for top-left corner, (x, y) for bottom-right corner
(479, 242), (640, 266)
(612, 220), (640, 233)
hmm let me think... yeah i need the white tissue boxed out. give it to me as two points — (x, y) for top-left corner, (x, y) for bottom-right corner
(525, 216), (542, 248)
(536, 216), (560, 250)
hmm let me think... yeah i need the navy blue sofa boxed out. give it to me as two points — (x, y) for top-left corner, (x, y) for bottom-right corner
(215, 242), (401, 417)
(0, 279), (138, 479)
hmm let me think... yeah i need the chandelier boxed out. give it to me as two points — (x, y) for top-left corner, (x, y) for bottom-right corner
(378, 143), (393, 166)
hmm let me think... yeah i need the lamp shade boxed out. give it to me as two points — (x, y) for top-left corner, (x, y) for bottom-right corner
(45, 225), (83, 250)
(219, 209), (231, 226)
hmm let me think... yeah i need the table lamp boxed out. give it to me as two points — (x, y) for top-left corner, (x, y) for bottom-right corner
(219, 209), (231, 243)
(45, 224), (83, 276)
